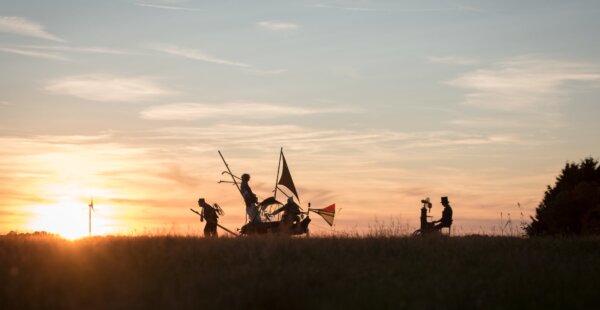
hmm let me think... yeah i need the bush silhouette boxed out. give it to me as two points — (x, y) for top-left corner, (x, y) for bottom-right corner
(526, 157), (600, 236)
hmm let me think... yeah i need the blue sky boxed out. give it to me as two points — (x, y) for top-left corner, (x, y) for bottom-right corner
(1, 0), (599, 236)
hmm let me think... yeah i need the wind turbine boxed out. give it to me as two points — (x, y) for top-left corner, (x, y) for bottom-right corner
(88, 197), (94, 237)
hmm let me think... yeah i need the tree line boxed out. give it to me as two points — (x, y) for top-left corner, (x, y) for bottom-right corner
(527, 157), (600, 236)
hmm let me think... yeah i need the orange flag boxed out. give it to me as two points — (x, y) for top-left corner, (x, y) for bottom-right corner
(311, 204), (335, 226)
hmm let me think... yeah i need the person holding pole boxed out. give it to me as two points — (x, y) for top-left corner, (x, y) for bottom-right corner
(198, 198), (219, 237)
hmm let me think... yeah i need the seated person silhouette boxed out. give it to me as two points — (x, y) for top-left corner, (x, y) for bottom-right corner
(272, 197), (301, 224)
(433, 196), (453, 230)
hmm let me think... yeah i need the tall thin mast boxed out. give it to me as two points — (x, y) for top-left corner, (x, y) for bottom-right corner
(273, 148), (283, 220)
(88, 197), (93, 237)
(273, 147), (283, 201)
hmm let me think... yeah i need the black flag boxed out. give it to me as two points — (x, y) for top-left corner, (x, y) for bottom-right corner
(277, 152), (300, 201)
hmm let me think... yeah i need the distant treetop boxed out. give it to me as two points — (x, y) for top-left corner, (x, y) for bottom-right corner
(526, 157), (600, 236)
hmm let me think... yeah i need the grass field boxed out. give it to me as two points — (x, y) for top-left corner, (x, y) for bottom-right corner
(1, 235), (599, 309)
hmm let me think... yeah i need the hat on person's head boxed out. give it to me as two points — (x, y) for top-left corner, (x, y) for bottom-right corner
(441, 196), (449, 204)
(198, 198), (205, 202)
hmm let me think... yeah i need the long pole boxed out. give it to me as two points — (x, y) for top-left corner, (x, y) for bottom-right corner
(273, 148), (283, 220)
(218, 150), (241, 193)
(190, 209), (238, 236)
(273, 148), (282, 199)
(218, 150), (248, 223)
(88, 198), (92, 237)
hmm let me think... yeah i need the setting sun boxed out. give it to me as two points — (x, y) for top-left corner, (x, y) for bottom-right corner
(27, 194), (116, 240)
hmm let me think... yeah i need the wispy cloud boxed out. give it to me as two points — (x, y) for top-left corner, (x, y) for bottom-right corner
(343, 7), (379, 12)
(310, 4), (379, 11)
(45, 74), (171, 102)
(0, 16), (65, 42)
(392, 5), (481, 13)
(447, 117), (531, 128)
(150, 125), (521, 153)
(447, 114), (566, 129)
(400, 132), (518, 149)
(135, 2), (201, 11)
(0, 44), (133, 61)
(20, 45), (134, 55)
(428, 56), (479, 65)
(140, 101), (359, 120)
(447, 56), (600, 111)
(0, 47), (69, 61)
(244, 68), (288, 76)
(311, 3), (478, 13)
(148, 44), (250, 67)
(257, 21), (300, 31)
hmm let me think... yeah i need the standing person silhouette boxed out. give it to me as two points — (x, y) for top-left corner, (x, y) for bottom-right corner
(240, 173), (261, 223)
(434, 196), (453, 231)
(198, 198), (219, 237)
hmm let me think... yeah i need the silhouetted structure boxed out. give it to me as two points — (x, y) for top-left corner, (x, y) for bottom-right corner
(218, 149), (334, 235)
(419, 198), (434, 232)
(198, 198), (220, 237)
(88, 197), (94, 237)
(527, 157), (600, 236)
(413, 196), (452, 236)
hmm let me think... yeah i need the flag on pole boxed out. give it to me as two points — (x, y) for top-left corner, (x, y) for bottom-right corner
(277, 152), (300, 201)
(310, 204), (335, 226)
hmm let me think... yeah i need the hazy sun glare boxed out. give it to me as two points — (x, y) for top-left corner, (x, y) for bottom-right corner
(28, 200), (117, 239)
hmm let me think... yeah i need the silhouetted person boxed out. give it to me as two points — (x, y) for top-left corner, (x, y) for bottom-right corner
(198, 198), (218, 237)
(272, 196), (302, 224)
(240, 173), (261, 223)
(434, 196), (453, 230)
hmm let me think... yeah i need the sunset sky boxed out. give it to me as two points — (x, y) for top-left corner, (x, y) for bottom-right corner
(1, 0), (600, 237)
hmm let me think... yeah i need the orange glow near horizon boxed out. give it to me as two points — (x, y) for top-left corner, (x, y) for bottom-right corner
(26, 184), (119, 239)
(27, 202), (115, 240)
(0, 135), (553, 236)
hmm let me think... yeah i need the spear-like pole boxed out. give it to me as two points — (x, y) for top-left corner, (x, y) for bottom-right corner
(190, 208), (238, 236)
(218, 150), (241, 193)
(88, 197), (93, 237)
(218, 150), (249, 223)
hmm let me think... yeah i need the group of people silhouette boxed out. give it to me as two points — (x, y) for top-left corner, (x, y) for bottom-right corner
(415, 196), (453, 236)
(196, 172), (454, 237)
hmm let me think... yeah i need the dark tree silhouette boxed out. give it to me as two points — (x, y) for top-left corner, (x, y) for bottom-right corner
(526, 157), (600, 236)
